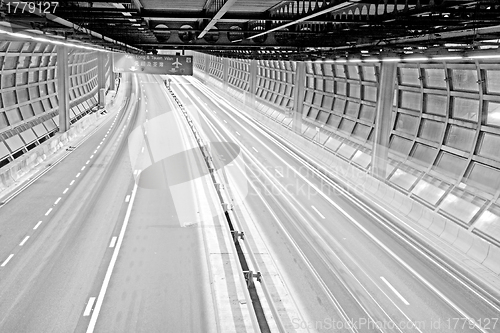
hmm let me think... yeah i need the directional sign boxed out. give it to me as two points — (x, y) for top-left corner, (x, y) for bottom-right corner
(113, 54), (193, 75)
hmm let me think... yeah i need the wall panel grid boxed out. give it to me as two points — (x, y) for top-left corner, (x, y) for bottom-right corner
(192, 51), (500, 241)
(227, 59), (250, 91)
(1, 42), (102, 167)
(303, 63), (379, 145)
(255, 60), (295, 110)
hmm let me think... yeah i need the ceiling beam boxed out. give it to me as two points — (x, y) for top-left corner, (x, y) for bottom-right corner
(248, 0), (362, 40)
(197, 0), (238, 39)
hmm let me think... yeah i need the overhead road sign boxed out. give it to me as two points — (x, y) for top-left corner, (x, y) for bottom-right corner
(113, 54), (193, 75)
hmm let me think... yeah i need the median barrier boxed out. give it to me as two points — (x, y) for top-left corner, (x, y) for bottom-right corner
(482, 245), (500, 275)
(452, 227), (475, 253)
(417, 209), (433, 228)
(407, 201), (425, 223)
(466, 236), (490, 264)
(439, 220), (460, 245)
(428, 214), (446, 237)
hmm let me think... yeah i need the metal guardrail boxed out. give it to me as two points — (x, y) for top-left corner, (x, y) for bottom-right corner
(166, 85), (288, 333)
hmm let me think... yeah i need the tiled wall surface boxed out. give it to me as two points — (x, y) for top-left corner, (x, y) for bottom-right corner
(194, 53), (500, 245)
(0, 41), (111, 167)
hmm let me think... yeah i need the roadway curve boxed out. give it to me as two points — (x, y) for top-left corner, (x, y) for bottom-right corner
(168, 75), (500, 333)
(0, 74), (253, 333)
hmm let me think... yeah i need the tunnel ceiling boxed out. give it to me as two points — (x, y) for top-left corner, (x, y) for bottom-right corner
(1, 0), (500, 60)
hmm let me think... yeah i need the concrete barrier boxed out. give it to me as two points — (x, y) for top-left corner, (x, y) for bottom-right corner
(417, 209), (434, 228)
(397, 194), (413, 216)
(390, 190), (406, 211)
(407, 201), (424, 222)
(466, 236), (490, 264)
(452, 227), (475, 253)
(428, 214), (446, 236)
(379, 183), (396, 206)
(439, 220), (460, 245)
(482, 245), (500, 275)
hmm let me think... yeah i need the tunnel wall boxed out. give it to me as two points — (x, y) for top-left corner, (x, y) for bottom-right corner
(193, 53), (500, 245)
(0, 40), (112, 168)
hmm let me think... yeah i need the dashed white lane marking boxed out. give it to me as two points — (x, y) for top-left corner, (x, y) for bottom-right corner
(109, 237), (117, 248)
(33, 220), (43, 230)
(76, 173), (81, 178)
(83, 297), (96, 316)
(141, 147), (144, 153)
(86, 160), (90, 164)
(97, 146), (101, 149)
(54, 197), (61, 205)
(70, 180), (75, 186)
(276, 169), (284, 177)
(45, 208), (53, 216)
(252, 147), (258, 153)
(133, 170), (138, 176)
(311, 205), (325, 219)
(144, 131), (147, 135)
(19, 236), (29, 246)
(90, 155), (94, 159)
(236, 131), (240, 136)
(1, 254), (14, 267)
(94, 150), (97, 154)
(63, 188), (69, 194)
(223, 120), (227, 123)
(380, 277), (410, 305)
(81, 166), (86, 171)
(125, 195), (130, 202)
(213, 111), (216, 114)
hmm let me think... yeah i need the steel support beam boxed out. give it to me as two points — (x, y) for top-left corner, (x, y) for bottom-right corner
(246, 59), (257, 107)
(57, 45), (70, 133)
(292, 62), (306, 134)
(371, 62), (397, 179)
(97, 52), (107, 107)
(222, 57), (229, 91)
(198, 0), (238, 39)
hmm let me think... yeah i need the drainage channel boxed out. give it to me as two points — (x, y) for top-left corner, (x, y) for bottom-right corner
(166, 85), (284, 333)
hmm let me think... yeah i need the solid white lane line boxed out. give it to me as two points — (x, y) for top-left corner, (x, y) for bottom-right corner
(33, 221), (43, 230)
(1, 254), (14, 267)
(311, 205), (326, 219)
(275, 169), (284, 177)
(236, 131), (240, 136)
(125, 195), (130, 202)
(19, 236), (29, 246)
(86, 183), (139, 333)
(45, 208), (53, 216)
(83, 297), (96, 316)
(76, 173), (81, 178)
(252, 147), (258, 153)
(109, 237), (117, 248)
(70, 180), (75, 186)
(63, 188), (69, 194)
(54, 197), (61, 205)
(81, 166), (86, 171)
(86, 160), (90, 164)
(381, 277), (410, 305)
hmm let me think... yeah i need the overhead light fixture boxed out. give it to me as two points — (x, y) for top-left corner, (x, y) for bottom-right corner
(431, 56), (463, 61)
